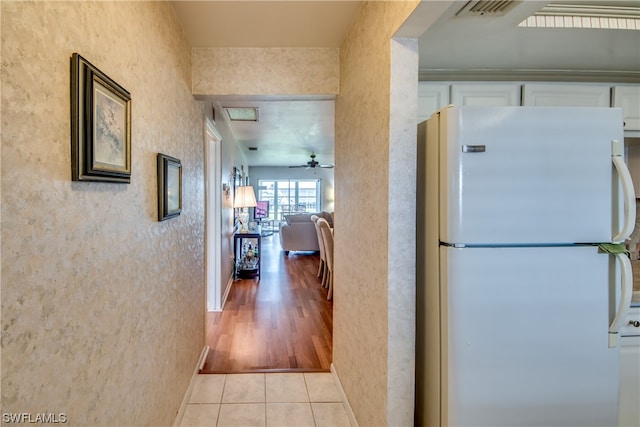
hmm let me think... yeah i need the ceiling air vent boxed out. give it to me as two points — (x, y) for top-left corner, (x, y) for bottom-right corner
(456, 0), (519, 17)
(223, 107), (259, 122)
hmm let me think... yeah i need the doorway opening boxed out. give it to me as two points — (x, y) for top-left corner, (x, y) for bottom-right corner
(201, 117), (333, 373)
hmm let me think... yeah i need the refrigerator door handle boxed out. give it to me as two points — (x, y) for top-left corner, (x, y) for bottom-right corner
(612, 140), (636, 243)
(608, 252), (633, 348)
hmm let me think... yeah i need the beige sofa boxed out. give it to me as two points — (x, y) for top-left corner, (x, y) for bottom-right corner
(279, 212), (333, 255)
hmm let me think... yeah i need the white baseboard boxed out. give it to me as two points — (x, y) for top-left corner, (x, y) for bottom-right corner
(173, 346), (210, 427)
(198, 346), (210, 371)
(210, 276), (235, 312)
(221, 276), (234, 309)
(330, 363), (359, 427)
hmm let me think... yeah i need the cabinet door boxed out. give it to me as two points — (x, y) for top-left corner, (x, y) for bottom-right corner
(451, 83), (520, 107)
(619, 308), (640, 426)
(612, 85), (640, 131)
(619, 336), (640, 426)
(522, 83), (610, 107)
(418, 82), (449, 123)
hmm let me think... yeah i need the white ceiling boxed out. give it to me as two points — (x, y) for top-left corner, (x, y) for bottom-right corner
(211, 95), (336, 167)
(418, 0), (640, 75)
(171, 0), (362, 167)
(171, 0), (362, 48)
(170, 0), (640, 167)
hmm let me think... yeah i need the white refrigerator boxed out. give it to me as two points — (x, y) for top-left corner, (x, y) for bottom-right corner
(416, 106), (635, 427)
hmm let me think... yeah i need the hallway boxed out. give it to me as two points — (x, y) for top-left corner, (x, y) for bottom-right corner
(202, 233), (333, 372)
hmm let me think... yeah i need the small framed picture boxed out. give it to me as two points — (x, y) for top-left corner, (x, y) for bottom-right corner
(71, 53), (131, 183)
(157, 153), (182, 221)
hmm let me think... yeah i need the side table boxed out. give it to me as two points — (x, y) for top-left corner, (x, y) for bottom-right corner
(233, 232), (261, 279)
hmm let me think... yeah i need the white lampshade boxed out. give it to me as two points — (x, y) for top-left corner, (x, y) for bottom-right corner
(233, 186), (257, 208)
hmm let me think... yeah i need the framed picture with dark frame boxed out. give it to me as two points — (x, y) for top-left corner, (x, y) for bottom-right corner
(232, 166), (243, 228)
(232, 166), (243, 194)
(71, 53), (131, 183)
(157, 153), (182, 221)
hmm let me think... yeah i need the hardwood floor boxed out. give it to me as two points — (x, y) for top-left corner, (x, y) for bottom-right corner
(201, 233), (333, 373)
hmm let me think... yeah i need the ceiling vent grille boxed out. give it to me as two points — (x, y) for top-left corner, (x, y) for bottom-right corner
(456, 0), (519, 17)
(223, 107), (259, 122)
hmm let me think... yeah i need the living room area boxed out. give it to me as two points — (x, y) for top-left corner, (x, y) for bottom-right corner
(248, 165), (334, 252)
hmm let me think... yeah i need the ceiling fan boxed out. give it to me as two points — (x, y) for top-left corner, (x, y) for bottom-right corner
(289, 153), (334, 169)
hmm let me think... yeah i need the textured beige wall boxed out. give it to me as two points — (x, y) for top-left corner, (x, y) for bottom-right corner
(192, 47), (340, 96)
(1, 2), (205, 425)
(387, 36), (420, 427)
(333, 2), (419, 426)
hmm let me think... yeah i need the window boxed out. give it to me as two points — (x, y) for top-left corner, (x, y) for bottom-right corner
(257, 179), (321, 221)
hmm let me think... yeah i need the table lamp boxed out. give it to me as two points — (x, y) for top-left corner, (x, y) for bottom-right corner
(233, 185), (257, 233)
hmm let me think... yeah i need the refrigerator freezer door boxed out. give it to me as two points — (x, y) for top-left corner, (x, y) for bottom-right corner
(440, 245), (619, 427)
(439, 106), (624, 245)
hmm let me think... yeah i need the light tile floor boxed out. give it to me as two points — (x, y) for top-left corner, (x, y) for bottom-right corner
(178, 372), (351, 427)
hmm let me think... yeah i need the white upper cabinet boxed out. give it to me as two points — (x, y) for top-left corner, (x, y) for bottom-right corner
(451, 83), (520, 107)
(418, 81), (638, 133)
(612, 85), (640, 131)
(522, 83), (610, 107)
(418, 82), (449, 123)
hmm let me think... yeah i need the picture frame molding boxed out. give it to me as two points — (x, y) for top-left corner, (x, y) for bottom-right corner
(157, 153), (182, 221)
(71, 52), (131, 183)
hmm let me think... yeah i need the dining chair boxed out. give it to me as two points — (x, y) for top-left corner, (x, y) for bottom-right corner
(310, 215), (327, 286)
(316, 217), (334, 300)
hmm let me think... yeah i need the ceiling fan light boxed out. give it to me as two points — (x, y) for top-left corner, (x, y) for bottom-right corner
(289, 153), (334, 169)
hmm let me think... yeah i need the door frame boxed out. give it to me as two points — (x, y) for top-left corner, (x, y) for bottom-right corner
(205, 118), (223, 311)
